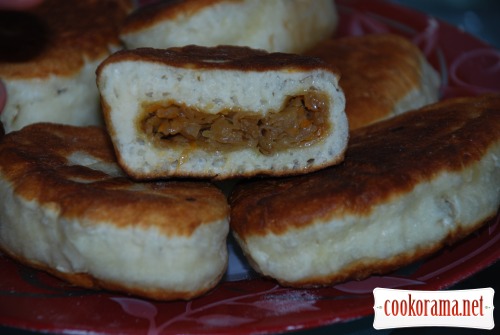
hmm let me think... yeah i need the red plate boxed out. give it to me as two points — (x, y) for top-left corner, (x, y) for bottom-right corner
(1, 0), (499, 334)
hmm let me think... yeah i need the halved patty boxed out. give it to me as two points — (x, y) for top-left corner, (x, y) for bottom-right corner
(97, 45), (348, 179)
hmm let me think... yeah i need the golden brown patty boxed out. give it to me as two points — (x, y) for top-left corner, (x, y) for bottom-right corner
(0, 123), (230, 300)
(305, 34), (440, 129)
(229, 94), (500, 287)
(120, 0), (338, 54)
(0, 0), (134, 133)
(0, 0), (132, 77)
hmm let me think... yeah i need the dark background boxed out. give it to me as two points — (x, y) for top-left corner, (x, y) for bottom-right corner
(391, 0), (500, 48)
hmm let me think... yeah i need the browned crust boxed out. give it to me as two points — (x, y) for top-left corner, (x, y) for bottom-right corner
(96, 45), (340, 74)
(121, 0), (244, 34)
(0, 0), (133, 79)
(229, 94), (500, 237)
(0, 123), (229, 237)
(305, 34), (431, 129)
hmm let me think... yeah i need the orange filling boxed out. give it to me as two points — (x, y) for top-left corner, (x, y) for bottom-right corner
(141, 92), (329, 155)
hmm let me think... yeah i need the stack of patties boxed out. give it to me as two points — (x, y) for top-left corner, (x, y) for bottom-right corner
(0, 0), (351, 301)
(120, 0), (338, 54)
(229, 94), (500, 287)
(96, 45), (349, 179)
(0, 123), (230, 300)
(0, 42), (350, 301)
(1, 0), (481, 302)
(0, 0), (134, 133)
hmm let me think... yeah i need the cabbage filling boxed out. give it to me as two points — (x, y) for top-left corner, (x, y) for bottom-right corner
(141, 92), (329, 155)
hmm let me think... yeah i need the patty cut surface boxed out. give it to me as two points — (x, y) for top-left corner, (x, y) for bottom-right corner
(141, 91), (329, 155)
(97, 45), (348, 179)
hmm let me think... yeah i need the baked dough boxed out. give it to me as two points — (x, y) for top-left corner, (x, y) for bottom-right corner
(305, 34), (441, 129)
(0, 0), (133, 133)
(229, 94), (500, 287)
(0, 123), (230, 300)
(97, 45), (348, 179)
(121, 0), (338, 54)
